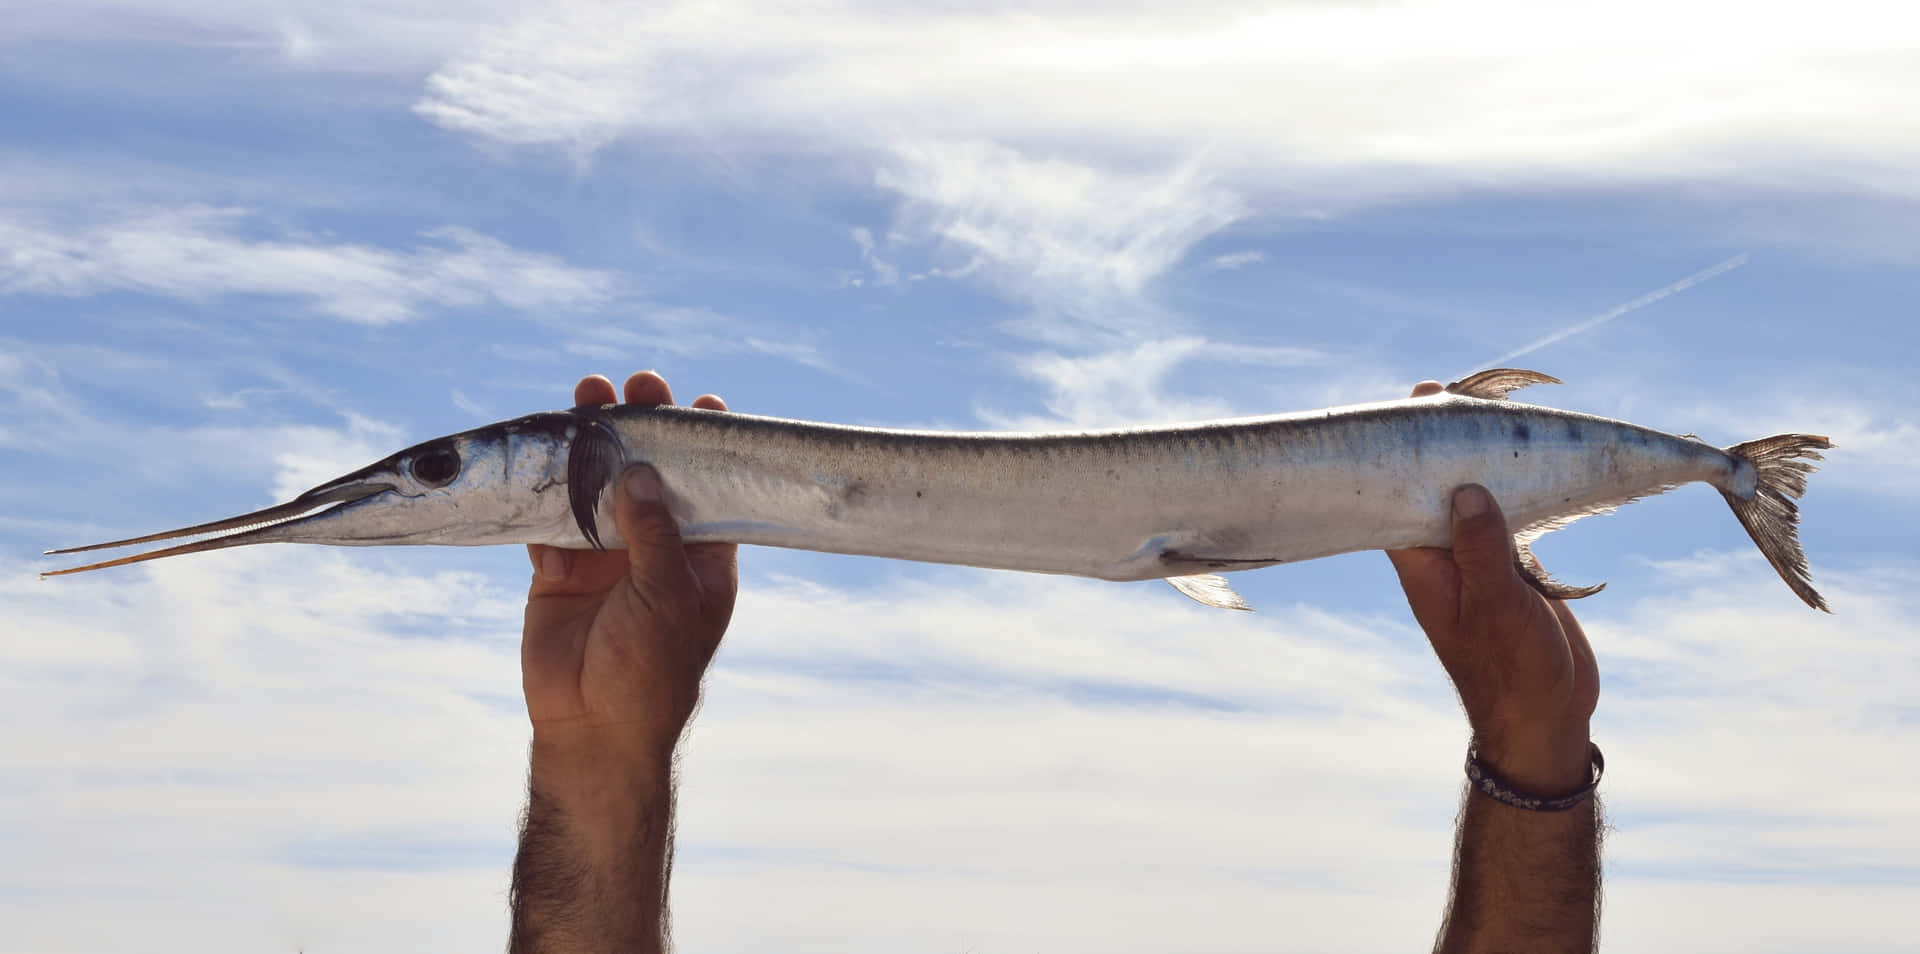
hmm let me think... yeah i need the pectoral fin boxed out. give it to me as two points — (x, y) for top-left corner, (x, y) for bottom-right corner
(567, 412), (626, 550)
(1165, 574), (1253, 611)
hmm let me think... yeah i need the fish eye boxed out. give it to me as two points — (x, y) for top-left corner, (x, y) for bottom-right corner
(410, 448), (461, 487)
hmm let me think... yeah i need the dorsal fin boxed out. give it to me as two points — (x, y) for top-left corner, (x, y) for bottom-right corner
(1445, 369), (1561, 400)
(1165, 574), (1253, 611)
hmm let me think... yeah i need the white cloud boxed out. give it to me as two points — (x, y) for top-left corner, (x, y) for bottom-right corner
(3, 0), (515, 76)
(1205, 249), (1266, 271)
(0, 350), (409, 510)
(845, 225), (898, 287)
(0, 351), (98, 453)
(1679, 392), (1920, 501)
(857, 142), (1269, 426)
(2, 547), (528, 953)
(8, 546), (1916, 953)
(980, 336), (1324, 430)
(0, 208), (618, 324)
(255, 414), (410, 501)
(448, 387), (491, 419)
(410, 0), (1920, 201)
(876, 141), (1244, 343)
(596, 559), (1920, 951)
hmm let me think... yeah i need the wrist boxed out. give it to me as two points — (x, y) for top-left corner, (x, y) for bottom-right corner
(1470, 720), (1592, 794)
(532, 727), (674, 790)
(531, 709), (687, 765)
(531, 732), (674, 848)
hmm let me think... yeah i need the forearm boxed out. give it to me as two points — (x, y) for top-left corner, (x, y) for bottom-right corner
(511, 735), (678, 954)
(1435, 732), (1603, 954)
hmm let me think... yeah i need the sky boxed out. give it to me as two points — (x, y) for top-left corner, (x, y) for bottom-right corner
(3, 1), (1918, 951)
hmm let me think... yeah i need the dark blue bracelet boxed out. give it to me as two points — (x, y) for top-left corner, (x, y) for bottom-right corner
(1465, 743), (1604, 812)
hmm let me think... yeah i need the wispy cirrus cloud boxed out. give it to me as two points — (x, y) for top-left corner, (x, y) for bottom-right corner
(561, 305), (837, 374)
(979, 336), (1324, 430)
(874, 141), (1244, 344)
(0, 207), (617, 323)
(0, 201), (840, 376)
(1204, 249), (1266, 272)
(0, 347), (407, 519)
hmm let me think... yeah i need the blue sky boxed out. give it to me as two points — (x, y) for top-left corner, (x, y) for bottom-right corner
(4, 2), (1918, 951)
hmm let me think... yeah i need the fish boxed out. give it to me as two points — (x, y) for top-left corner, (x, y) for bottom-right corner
(41, 369), (1833, 611)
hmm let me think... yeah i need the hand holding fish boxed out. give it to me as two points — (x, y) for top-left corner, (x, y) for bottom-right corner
(511, 371), (737, 954)
(520, 371), (738, 753)
(1392, 482), (1598, 787)
(1388, 382), (1599, 792)
(1388, 379), (1601, 953)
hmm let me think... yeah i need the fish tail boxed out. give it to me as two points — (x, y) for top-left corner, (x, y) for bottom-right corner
(1722, 433), (1833, 612)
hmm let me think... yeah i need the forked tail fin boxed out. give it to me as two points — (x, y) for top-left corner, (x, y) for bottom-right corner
(1723, 434), (1833, 612)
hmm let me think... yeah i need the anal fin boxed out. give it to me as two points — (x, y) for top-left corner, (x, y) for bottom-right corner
(1165, 574), (1253, 612)
(1514, 542), (1605, 601)
(1507, 480), (1684, 600)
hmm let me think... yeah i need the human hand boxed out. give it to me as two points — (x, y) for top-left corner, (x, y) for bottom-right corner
(512, 374), (736, 953)
(521, 371), (738, 764)
(1385, 381), (1600, 792)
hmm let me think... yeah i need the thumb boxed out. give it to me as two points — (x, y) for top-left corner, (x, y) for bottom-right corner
(1448, 484), (1525, 606)
(614, 464), (698, 594)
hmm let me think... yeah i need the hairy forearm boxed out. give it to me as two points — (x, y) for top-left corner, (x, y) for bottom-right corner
(511, 737), (677, 954)
(1435, 733), (1603, 954)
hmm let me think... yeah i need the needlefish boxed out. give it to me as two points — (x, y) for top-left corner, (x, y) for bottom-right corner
(41, 369), (1833, 611)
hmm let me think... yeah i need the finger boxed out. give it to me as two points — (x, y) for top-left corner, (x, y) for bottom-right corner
(1447, 484), (1529, 609)
(691, 393), (728, 412)
(1409, 380), (1445, 398)
(1386, 545), (1455, 595)
(528, 543), (571, 582)
(625, 371), (674, 407)
(1386, 545), (1462, 635)
(574, 375), (617, 407)
(685, 541), (738, 639)
(614, 464), (699, 599)
(527, 543), (632, 598)
(1549, 598), (1581, 633)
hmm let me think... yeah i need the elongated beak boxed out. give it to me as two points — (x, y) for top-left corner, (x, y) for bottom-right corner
(41, 476), (397, 577)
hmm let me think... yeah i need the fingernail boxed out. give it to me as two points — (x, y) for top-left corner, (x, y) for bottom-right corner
(1453, 484), (1490, 520)
(540, 548), (571, 581)
(626, 466), (661, 503)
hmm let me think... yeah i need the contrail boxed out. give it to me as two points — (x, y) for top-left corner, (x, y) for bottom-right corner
(1475, 253), (1749, 374)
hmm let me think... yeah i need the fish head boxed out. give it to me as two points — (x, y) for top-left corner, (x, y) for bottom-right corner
(43, 410), (598, 576)
(294, 410), (589, 546)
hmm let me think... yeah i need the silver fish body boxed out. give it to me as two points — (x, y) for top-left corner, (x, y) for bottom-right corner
(594, 397), (1734, 579)
(43, 370), (1832, 610)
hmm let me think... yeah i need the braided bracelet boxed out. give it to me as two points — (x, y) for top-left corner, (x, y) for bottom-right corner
(1465, 743), (1604, 812)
